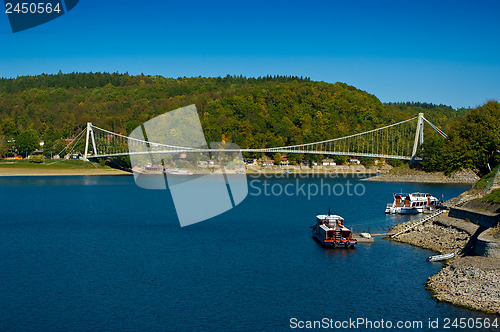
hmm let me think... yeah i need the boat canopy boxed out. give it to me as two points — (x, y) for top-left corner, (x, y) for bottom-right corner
(319, 224), (332, 232)
(316, 214), (343, 220)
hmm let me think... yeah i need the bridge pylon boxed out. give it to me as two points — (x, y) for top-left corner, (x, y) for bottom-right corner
(83, 122), (98, 161)
(411, 113), (424, 160)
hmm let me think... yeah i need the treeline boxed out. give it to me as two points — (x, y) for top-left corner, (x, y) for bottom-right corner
(385, 102), (469, 133)
(0, 72), (311, 93)
(420, 101), (500, 175)
(0, 72), (496, 174)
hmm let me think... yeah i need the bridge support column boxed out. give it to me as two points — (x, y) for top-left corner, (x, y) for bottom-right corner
(83, 122), (91, 161)
(411, 113), (424, 160)
(83, 122), (98, 161)
(90, 124), (98, 157)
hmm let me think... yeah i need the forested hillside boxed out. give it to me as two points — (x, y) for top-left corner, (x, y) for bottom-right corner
(2, 73), (498, 174)
(421, 101), (500, 175)
(0, 73), (460, 161)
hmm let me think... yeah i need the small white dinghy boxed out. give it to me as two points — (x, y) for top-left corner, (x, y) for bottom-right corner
(426, 252), (455, 262)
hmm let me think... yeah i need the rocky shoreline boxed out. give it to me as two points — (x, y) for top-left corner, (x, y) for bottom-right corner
(388, 211), (500, 314)
(427, 256), (500, 314)
(389, 214), (479, 254)
(362, 169), (479, 184)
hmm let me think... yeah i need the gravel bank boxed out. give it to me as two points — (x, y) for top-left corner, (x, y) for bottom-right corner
(389, 214), (479, 255)
(363, 169), (479, 184)
(389, 212), (500, 314)
(427, 257), (500, 314)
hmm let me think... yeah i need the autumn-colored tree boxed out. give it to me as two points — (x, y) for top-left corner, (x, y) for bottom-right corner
(273, 153), (282, 165)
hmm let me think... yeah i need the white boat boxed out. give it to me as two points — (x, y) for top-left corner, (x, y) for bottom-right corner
(426, 252), (455, 262)
(385, 192), (440, 214)
(166, 168), (194, 175)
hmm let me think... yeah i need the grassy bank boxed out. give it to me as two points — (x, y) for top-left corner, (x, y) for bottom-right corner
(0, 159), (130, 176)
(474, 169), (497, 190)
(0, 159), (107, 170)
(481, 189), (500, 204)
(476, 168), (500, 203)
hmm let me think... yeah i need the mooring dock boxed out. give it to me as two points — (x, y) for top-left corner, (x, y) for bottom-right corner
(352, 233), (375, 244)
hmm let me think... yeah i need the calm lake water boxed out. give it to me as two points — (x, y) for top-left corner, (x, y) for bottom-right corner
(0, 175), (497, 331)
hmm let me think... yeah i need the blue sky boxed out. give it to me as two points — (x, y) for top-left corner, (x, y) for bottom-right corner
(1, 0), (499, 108)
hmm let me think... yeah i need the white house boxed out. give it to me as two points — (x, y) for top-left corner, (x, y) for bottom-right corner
(322, 159), (336, 166)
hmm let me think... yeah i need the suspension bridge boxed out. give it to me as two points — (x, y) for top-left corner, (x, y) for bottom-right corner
(63, 112), (447, 162)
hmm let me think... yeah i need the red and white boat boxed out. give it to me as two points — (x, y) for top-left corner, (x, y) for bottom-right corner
(385, 192), (440, 214)
(312, 211), (357, 248)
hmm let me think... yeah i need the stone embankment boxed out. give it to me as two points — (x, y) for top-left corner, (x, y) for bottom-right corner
(363, 169), (479, 184)
(427, 256), (500, 314)
(389, 211), (500, 314)
(244, 164), (378, 174)
(476, 227), (500, 258)
(389, 214), (479, 255)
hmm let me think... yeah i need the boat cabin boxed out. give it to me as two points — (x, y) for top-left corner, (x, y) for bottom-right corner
(316, 214), (345, 228)
(313, 214), (356, 248)
(386, 192), (441, 214)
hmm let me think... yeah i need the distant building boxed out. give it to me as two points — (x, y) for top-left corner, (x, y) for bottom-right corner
(280, 157), (289, 166)
(4, 155), (24, 160)
(145, 163), (163, 172)
(322, 158), (336, 166)
(348, 158), (361, 164)
(262, 160), (274, 166)
(64, 138), (75, 144)
(244, 159), (258, 166)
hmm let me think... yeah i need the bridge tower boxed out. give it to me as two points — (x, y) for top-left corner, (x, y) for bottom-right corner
(83, 122), (98, 161)
(411, 113), (424, 160)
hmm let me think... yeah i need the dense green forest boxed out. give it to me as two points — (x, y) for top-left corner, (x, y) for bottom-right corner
(0, 72), (498, 174)
(420, 101), (500, 174)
